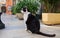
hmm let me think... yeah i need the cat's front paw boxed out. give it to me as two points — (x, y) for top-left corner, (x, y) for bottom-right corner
(25, 28), (31, 33)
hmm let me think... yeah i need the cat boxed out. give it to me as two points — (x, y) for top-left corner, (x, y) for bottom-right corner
(21, 6), (56, 37)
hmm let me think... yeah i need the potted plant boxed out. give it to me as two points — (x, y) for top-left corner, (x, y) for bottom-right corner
(41, 0), (60, 25)
(12, 0), (40, 20)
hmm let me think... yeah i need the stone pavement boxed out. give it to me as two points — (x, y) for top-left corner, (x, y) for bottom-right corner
(0, 13), (60, 38)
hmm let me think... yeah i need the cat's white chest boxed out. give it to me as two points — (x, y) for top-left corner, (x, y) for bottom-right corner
(23, 12), (30, 22)
(24, 14), (28, 22)
(21, 10), (30, 22)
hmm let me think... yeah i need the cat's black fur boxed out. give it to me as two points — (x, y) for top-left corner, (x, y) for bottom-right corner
(22, 6), (56, 37)
(26, 14), (56, 37)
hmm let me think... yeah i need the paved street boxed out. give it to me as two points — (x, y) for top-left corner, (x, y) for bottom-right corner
(0, 13), (60, 38)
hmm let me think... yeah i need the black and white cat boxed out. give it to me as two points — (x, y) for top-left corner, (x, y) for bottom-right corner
(21, 6), (56, 37)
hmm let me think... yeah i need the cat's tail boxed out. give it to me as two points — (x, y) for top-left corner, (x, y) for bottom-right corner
(35, 31), (56, 37)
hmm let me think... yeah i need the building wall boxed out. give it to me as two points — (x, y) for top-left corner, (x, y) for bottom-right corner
(6, 0), (13, 14)
(6, 0), (20, 14)
(0, 0), (18, 14)
(0, 0), (6, 12)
